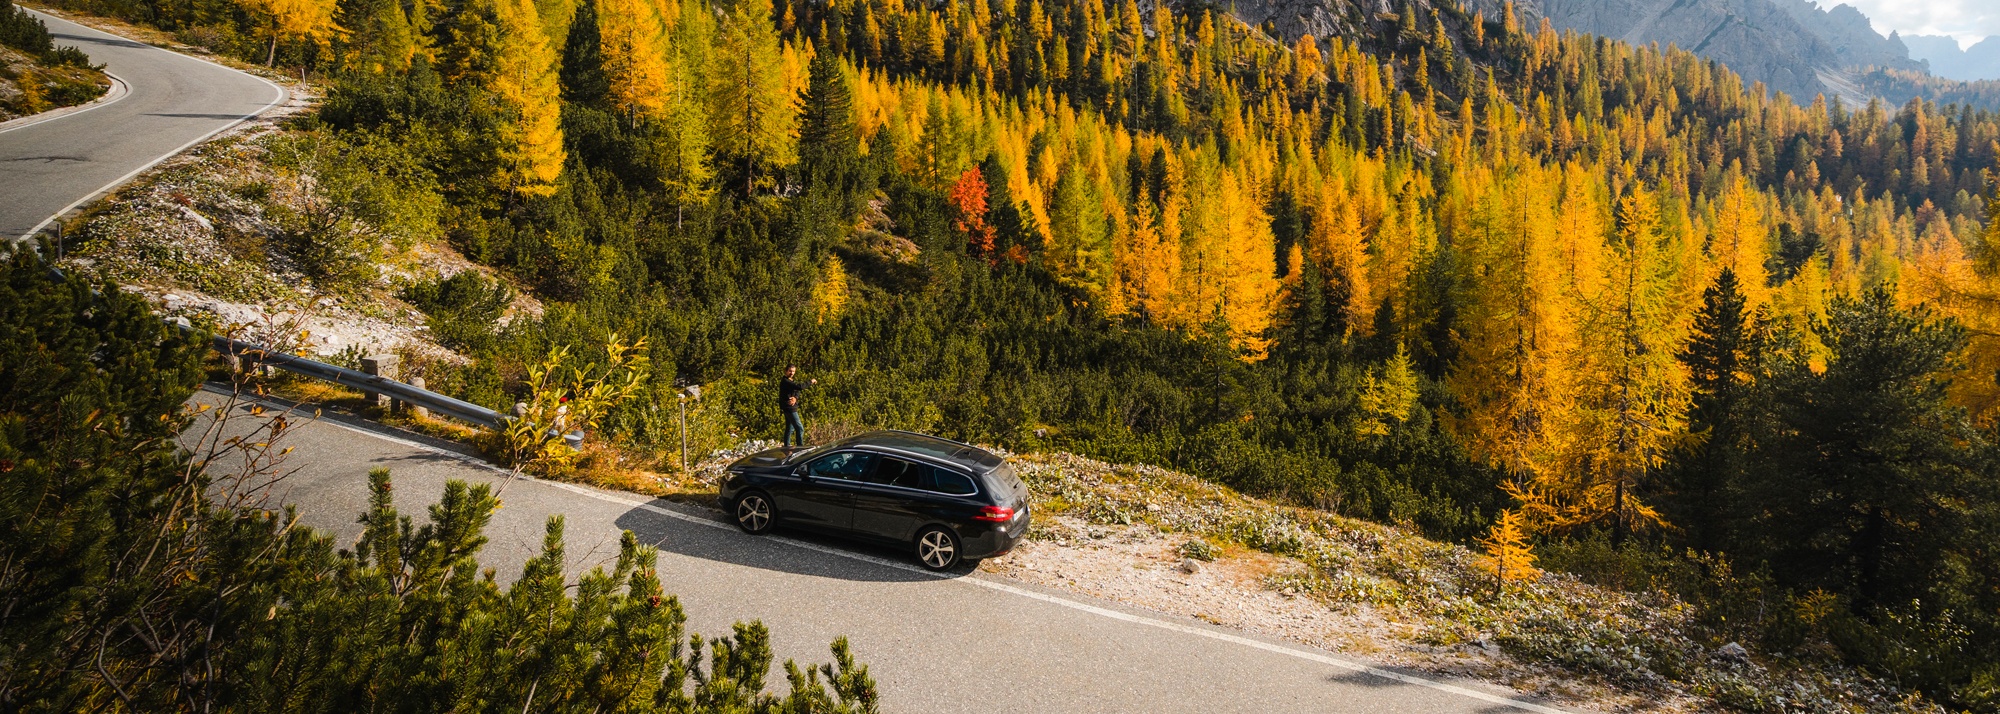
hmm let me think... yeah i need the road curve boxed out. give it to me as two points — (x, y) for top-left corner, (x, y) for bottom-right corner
(198, 391), (1574, 714)
(0, 8), (284, 242)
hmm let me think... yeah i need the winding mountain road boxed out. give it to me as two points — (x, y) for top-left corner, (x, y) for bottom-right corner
(0, 7), (283, 242)
(199, 389), (1575, 714)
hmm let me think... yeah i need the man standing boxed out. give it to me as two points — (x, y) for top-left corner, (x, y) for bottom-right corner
(779, 365), (817, 448)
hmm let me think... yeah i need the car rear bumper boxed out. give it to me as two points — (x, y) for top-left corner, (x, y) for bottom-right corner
(960, 510), (1030, 559)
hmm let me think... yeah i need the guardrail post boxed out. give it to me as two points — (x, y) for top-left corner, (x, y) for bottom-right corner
(361, 354), (399, 410)
(408, 377), (431, 419)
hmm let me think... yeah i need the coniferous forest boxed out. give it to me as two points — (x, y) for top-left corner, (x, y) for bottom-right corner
(23, 0), (2000, 705)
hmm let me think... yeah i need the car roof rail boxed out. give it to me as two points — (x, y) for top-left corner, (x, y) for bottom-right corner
(879, 428), (975, 448)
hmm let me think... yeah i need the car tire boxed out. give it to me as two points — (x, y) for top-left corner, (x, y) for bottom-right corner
(914, 526), (962, 571)
(734, 492), (776, 534)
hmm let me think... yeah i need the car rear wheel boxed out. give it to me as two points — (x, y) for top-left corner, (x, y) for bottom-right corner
(914, 526), (961, 571)
(734, 492), (775, 534)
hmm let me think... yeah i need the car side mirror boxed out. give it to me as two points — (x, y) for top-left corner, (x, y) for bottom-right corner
(793, 465), (810, 480)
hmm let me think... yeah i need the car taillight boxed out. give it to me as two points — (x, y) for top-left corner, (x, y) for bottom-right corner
(974, 506), (1015, 522)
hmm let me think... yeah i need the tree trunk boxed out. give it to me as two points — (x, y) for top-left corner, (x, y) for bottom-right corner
(1852, 505), (1887, 613)
(266, 27), (279, 67)
(1612, 473), (1627, 546)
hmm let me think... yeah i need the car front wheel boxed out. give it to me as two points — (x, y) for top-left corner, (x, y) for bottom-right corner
(914, 526), (961, 571)
(734, 492), (775, 534)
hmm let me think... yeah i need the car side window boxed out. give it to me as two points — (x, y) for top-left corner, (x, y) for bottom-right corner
(867, 457), (921, 487)
(929, 468), (977, 496)
(807, 451), (876, 481)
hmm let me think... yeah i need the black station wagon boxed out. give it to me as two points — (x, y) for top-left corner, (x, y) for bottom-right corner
(719, 431), (1030, 570)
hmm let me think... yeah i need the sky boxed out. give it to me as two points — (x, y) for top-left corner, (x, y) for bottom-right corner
(1826, 0), (2000, 49)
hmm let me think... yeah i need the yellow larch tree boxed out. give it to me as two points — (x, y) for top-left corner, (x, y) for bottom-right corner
(1171, 147), (1231, 333)
(1901, 214), (2000, 422)
(1117, 195), (1180, 324)
(1357, 343), (1420, 437)
(812, 254), (850, 325)
(1709, 169), (1774, 309)
(1369, 173), (1435, 337)
(1290, 34), (1323, 101)
(1559, 187), (1694, 539)
(238, 0), (342, 66)
(1449, 161), (1576, 481)
(1479, 509), (1540, 592)
(597, 0), (672, 120)
(486, 0), (565, 197)
(709, 0), (798, 192)
(1216, 167), (1279, 357)
(1307, 181), (1371, 334)
(1553, 162), (1610, 310)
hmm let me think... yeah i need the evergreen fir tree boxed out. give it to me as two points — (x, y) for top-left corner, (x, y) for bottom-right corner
(1746, 288), (1984, 614)
(1669, 267), (1751, 551)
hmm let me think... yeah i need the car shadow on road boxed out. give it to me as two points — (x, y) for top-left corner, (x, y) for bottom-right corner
(51, 32), (151, 49)
(145, 113), (259, 120)
(612, 498), (978, 585)
(1327, 670), (1564, 713)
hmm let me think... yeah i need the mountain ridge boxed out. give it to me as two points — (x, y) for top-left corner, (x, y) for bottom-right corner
(1905, 34), (2000, 81)
(1223, 0), (1997, 106)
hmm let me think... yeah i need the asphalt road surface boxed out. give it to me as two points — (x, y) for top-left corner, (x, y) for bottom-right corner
(0, 8), (284, 242)
(192, 390), (1574, 714)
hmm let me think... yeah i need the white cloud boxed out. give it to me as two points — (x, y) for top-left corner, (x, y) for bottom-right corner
(1825, 0), (2000, 48)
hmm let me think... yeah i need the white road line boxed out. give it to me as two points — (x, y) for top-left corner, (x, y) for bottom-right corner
(273, 400), (1572, 714)
(14, 9), (290, 243)
(0, 72), (128, 134)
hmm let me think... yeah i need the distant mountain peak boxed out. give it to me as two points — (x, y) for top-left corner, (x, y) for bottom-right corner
(1904, 33), (2000, 81)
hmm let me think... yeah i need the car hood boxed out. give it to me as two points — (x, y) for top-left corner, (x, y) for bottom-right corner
(730, 447), (802, 472)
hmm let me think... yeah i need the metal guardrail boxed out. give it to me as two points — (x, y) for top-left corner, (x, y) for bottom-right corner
(33, 263), (505, 429)
(210, 336), (504, 429)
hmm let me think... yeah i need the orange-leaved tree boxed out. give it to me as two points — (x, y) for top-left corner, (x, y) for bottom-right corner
(949, 167), (997, 261)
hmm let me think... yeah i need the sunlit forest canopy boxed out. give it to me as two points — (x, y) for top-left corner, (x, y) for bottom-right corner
(37, 0), (2000, 705)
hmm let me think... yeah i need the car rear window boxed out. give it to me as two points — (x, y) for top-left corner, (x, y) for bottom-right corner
(983, 463), (1027, 503)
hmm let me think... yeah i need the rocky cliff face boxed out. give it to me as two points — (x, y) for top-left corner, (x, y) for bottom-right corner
(1769, 0), (1915, 72)
(1220, 0), (1514, 54)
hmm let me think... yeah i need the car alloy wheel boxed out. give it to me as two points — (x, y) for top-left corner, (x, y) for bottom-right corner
(915, 527), (960, 570)
(735, 493), (773, 534)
